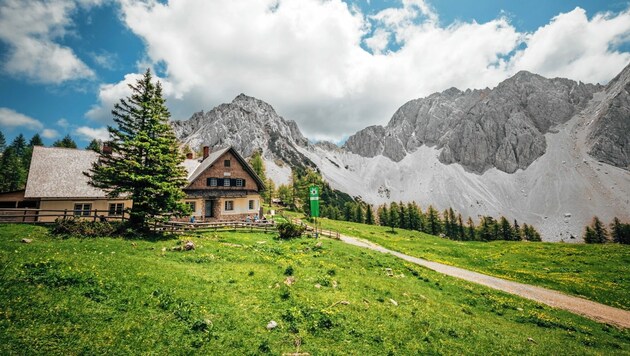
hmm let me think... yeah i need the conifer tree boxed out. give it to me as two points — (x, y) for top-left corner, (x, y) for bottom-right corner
(29, 134), (44, 147)
(398, 202), (408, 229)
(11, 134), (27, 158)
(378, 204), (389, 226)
(513, 220), (521, 240)
(407, 202), (420, 231)
(457, 214), (465, 240)
(499, 216), (514, 241)
(248, 150), (267, 182)
(365, 204), (374, 225)
(426, 205), (441, 236)
(0, 147), (27, 192)
(584, 216), (608, 243)
(583, 226), (597, 244)
(388, 202), (400, 232)
(86, 139), (102, 152)
(466, 217), (476, 240)
(354, 203), (364, 224)
(609, 217), (630, 244)
(442, 209), (451, 237)
(86, 69), (189, 229)
(53, 134), (77, 148)
(0, 130), (5, 153)
(343, 202), (354, 221)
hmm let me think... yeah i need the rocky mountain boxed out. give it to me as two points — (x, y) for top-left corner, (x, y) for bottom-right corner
(171, 94), (315, 184)
(587, 64), (630, 169)
(344, 72), (600, 173)
(172, 65), (630, 241)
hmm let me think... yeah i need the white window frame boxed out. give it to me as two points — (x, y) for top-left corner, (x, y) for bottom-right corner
(224, 200), (234, 211)
(209, 178), (217, 187)
(236, 179), (244, 187)
(248, 200), (255, 210)
(224, 179), (231, 187)
(108, 203), (124, 216)
(74, 203), (91, 216)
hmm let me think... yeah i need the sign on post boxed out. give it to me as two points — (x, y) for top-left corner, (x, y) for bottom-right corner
(309, 185), (320, 217)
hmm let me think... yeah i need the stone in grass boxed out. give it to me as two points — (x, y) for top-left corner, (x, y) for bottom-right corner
(184, 240), (195, 251)
(21, 238), (33, 244)
(267, 320), (278, 330)
(284, 276), (296, 286)
(314, 241), (323, 248)
(389, 298), (398, 306)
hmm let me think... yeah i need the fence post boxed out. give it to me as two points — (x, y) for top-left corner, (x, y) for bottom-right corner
(93, 209), (97, 222)
(64, 209), (67, 219)
(22, 209), (27, 222)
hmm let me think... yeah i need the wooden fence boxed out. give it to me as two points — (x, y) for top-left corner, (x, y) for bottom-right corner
(290, 218), (340, 239)
(0, 208), (128, 223)
(153, 220), (278, 234)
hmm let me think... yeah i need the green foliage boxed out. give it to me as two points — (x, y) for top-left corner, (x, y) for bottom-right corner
(426, 205), (440, 236)
(248, 150), (267, 182)
(610, 217), (630, 244)
(0, 130), (5, 153)
(290, 168), (355, 218)
(277, 221), (306, 239)
(86, 139), (102, 152)
(52, 134), (78, 148)
(86, 69), (190, 229)
(388, 202), (399, 232)
(365, 204), (374, 225)
(0, 146), (27, 192)
(584, 216), (608, 243)
(51, 217), (118, 237)
(28, 134), (44, 147)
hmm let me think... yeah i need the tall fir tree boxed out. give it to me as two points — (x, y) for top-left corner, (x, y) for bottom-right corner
(29, 134), (44, 147)
(365, 204), (374, 225)
(426, 205), (441, 236)
(466, 217), (476, 241)
(0, 147), (27, 192)
(609, 217), (630, 244)
(11, 134), (27, 158)
(456, 214), (465, 240)
(388, 202), (400, 232)
(398, 202), (408, 229)
(377, 204), (388, 227)
(0, 130), (6, 153)
(354, 203), (364, 224)
(584, 216), (608, 243)
(86, 69), (189, 228)
(86, 139), (102, 152)
(53, 134), (77, 148)
(499, 216), (514, 241)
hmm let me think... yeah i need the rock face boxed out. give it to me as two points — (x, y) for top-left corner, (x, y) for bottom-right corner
(344, 72), (600, 173)
(587, 63), (630, 169)
(172, 94), (315, 172)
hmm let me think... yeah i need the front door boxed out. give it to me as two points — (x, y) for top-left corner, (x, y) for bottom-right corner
(205, 200), (214, 218)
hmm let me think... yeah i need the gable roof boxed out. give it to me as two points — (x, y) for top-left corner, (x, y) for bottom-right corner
(24, 146), (108, 199)
(185, 146), (266, 190)
(24, 146), (266, 199)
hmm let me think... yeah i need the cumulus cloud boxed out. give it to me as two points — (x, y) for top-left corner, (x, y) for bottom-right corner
(0, 0), (95, 83)
(75, 126), (110, 141)
(41, 128), (60, 139)
(0, 107), (44, 130)
(88, 0), (630, 141)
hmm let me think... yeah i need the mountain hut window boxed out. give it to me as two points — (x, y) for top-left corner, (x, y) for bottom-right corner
(236, 179), (244, 187)
(225, 200), (234, 211)
(74, 203), (91, 216)
(224, 159), (231, 167)
(108, 203), (124, 216)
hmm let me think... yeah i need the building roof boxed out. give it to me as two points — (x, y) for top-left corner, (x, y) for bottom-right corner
(185, 146), (266, 190)
(24, 146), (108, 199)
(24, 145), (266, 199)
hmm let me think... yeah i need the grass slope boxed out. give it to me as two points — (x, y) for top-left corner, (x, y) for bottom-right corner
(297, 215), (630, 311)
(0, 224), (628, 354)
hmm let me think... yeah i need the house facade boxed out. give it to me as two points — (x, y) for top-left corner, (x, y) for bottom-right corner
(19, 145), (264, 222)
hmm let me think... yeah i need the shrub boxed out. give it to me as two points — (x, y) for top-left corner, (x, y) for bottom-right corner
(277, 221), (306, 240)
(51, 217), (119, 237)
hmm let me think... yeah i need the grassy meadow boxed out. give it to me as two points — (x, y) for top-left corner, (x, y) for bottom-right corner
(293, 214), (630, 311)
(0, 224), (629, 354)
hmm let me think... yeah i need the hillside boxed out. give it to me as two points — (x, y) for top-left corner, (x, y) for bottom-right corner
(0, 225), (629, 354)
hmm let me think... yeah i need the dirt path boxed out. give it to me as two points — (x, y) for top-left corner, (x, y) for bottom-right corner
(337, 233), (630, 329)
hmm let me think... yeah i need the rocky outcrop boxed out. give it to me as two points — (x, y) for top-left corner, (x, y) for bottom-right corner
(344, 71), (600, 173)
(587, 63), (630, 170)
(172, 94), (315, 169)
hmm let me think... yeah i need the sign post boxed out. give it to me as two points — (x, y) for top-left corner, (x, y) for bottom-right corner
(309, 185), (320, 217)
(309, 185), (320, 238)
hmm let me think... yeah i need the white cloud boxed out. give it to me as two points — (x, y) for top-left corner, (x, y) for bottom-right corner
(75, 126), (110, 141)
(0, 0), (95, 83)
(41, 128), (60, 139)
(56, 118), (70, 128)
(92, 1), (630, 141)
(0, 107), (44, 130)
(510, 8), (630, 84)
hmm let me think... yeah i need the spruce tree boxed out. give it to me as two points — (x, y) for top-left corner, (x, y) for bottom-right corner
(398, 202), (408, 229)
(407, 202), (420, 231)
(0, 147), (27, 192)
(86, 69), (189, 229)
(0, 130), (5, 153)
(378, 205), (389, 226)
(354, 203), (364, 224)
(11, 134), (27, 157)
(513, 220), (522, 241)
(86, 139), (102, 152)
(365, 204), (374, 225)
(457, 214), (465, 240)
(609, 217), (630, 244)
(583, 226), (597, 244)
(426, 205), (441, 236)
(388, 202), (400, 232)
(29, 134), (44, 147)
(589, 216), (608, 243)
(442, 209), (451, 237)
(466, 217), (476, 241)
(499, 216), (514, 241)
(53, 134), (77, 148)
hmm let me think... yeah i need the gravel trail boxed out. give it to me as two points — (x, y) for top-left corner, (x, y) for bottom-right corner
(338, 233), (630, 329)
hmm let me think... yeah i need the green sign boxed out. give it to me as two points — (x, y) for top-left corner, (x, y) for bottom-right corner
(309, 185), (320, 217)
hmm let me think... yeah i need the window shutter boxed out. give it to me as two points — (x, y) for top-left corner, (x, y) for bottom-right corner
(218, 178), (224, 186)
(242, 179), (246, 187)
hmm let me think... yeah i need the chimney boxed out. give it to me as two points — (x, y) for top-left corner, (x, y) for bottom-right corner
(102, 143), (112, 155)
(203, 146), (210, 160)
(186, 152), (193, 159)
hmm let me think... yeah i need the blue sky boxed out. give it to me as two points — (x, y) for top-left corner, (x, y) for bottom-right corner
(1, 0), (629, 145)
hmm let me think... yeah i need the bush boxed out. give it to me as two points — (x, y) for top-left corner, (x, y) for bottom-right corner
(277, 221), (306, 240)
(51, 217), (119, 237)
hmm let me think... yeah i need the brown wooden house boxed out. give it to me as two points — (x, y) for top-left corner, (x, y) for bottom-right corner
(15, 145), (264, 222)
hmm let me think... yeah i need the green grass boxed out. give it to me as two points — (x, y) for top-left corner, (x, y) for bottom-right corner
(0, 224), (629, 354)
(293, 214), (630, 311)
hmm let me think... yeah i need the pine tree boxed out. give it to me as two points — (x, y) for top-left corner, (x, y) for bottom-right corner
(609, 217), (630, 244)
(378, 205), (389, 226)
(442, 209), (451, 237)
(249, 150), (267, 182)
(29, 134), (44, 147)
(499, 216), (514, 241)
(426, 205), (441, 236)
(407, 202), (420, 231)
(86, 139), (102, 152)
(354, 203), (364, 224)
(398, 202), (408, 229)
(583, 226), (597, 244)
(513, 220), (522, 241)
(365, 204), (374, 225)
(23, 133), (44, 173)
(478, 216), (495, 241)
(586, 216), (608, 243)
(11, 134), (27, 158)
(0, 147), (27, 192)
(456, 214), (465, 240)
(86, 69), (189, 229)
(343, 202), (354, 221)
(53, 134), (77, 148)
(388, 202), (400, 232)
(466, 217), (476, 241)
(0, 130), (6, 153)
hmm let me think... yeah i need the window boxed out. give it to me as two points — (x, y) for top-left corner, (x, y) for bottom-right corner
(108, 203), (124, 216)
(224, 159), (231, 167)
(224, 200), (234, 211)
(224, 179), (230, 187)
(236, 179), (244, 187)
(207, 178), (218, 187)
(186, 202), (196, 213)
(249, 200), (255, 210)
(74, 203), (91, 216)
